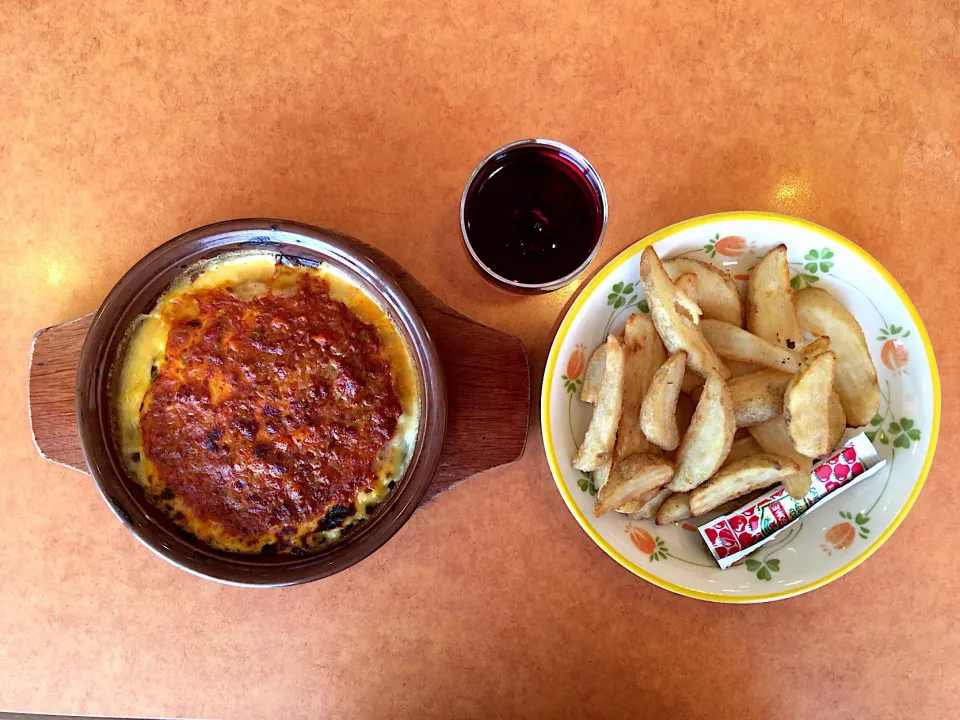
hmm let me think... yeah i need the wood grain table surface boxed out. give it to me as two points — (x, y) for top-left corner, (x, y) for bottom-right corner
(1, 1), (957, 717)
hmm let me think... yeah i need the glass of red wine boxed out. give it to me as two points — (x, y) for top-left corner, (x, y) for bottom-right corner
(460, 139), (607, 293)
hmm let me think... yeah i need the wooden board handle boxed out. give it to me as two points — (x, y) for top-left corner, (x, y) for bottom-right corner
(29, 314), (93, 473)
(28, 259), (530, 509)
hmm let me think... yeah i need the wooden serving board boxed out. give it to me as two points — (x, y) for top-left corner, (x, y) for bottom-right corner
(28, 246), (530, 509)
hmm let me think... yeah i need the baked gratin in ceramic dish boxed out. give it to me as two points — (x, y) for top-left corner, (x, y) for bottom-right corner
(76, 220), (446, 586)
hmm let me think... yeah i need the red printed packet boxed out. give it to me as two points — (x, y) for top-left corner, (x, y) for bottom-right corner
(699, 433), (886, 569)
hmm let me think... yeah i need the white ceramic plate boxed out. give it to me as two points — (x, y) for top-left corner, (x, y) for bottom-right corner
(542, 212), (940, 602)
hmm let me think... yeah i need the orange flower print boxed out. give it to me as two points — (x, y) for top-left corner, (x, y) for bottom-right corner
(715, 235), (749, 257)
(821, 522), (856, 555)
(877, 322), (910, 374)
(881, 339), (909, 374)
(827, 522), (855, 549)
(703, 233), (756, 259)
(625, 525), (669, 561)
(627, 526), (656, 554)
(562, 343), (588, 394)
(567, 343), (587, 380)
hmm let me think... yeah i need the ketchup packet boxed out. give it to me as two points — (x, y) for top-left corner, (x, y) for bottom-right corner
(699, 433), (886, 569)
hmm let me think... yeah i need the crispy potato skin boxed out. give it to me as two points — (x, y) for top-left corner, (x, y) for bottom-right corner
(670, 370), (736, 492)
(795, 287), (880, 426)
(746, 245), (803, 349)
(640, 248), (730, 379)
(663, 257), (743, 326)
(614, 314), (667, 460)
(573, 335), (625, 472)
(700, 319), (805, 373)
(784, 351), (837, 457)
(729, 369), (793, 427)
(640, 351), (686, 451)
(689, 454), (801, 516)
(580, 344), (606, 404)
(593, 453), (674, 517)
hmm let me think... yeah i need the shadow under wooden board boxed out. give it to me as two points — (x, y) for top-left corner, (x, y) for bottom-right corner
(28, 244), (530, 510)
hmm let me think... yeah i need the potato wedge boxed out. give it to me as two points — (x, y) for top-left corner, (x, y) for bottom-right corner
(727, 360), (761, 377)
(784, 351), (837, 457)
(573, 335), (625, 471)
(748, 416), (807, 464)
(655, 487), (769, 524)
(616, 485), (658, 515)
(670, 370), (736, 491)
(724, 435), (764, 466)
(782, 467), (814, 500)
(674, 272), (699, 306)
(801, 336), (831, 359)
(613, 314), (666, 459)
(700, 319), (806, 373)
(580, 344), (606, 404)
(592, 457), (613, 491)
(828, 390), (847, 448)
(663, 257), (743, 326)
(620, 486), (672, 519)
(747, 415), (814, 498)
(656, 492), (692, 525)
(746, 245), (803, 349)
(795, 288), (880, 426)
(640, 247), (730, 379)
(640, 351), (687, 451)
(729, 369), (793, 427)
(593, 454), (674, 517)
(689, 454), (801, 516)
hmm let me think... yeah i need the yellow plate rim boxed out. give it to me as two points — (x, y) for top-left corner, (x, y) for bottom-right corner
(541, 211), (941, 603)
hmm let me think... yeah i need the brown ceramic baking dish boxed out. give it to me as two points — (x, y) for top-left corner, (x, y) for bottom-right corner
(75, 219), (447, 586)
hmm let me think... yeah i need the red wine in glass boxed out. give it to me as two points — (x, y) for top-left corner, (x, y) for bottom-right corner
(460, 139), (607, 292)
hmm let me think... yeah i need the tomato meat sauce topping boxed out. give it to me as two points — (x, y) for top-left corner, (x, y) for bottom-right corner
(138, 268), (403, 553)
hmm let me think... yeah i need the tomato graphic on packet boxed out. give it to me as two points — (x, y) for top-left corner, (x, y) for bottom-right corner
(815, 464), (833, 482)
(704, 523), (741, 558)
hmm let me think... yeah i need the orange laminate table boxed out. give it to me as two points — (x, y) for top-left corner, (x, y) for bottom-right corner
(1, 1), (958, 717)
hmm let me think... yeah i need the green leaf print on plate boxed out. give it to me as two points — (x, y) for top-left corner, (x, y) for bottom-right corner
(607, 281), (636, 310)
(745, 557), (781, 581)
(576, 470), (598, 496)
(790, 247), (834, 290)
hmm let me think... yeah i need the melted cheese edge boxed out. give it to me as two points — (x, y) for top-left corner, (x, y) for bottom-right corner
(115, 253), (421, 552)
